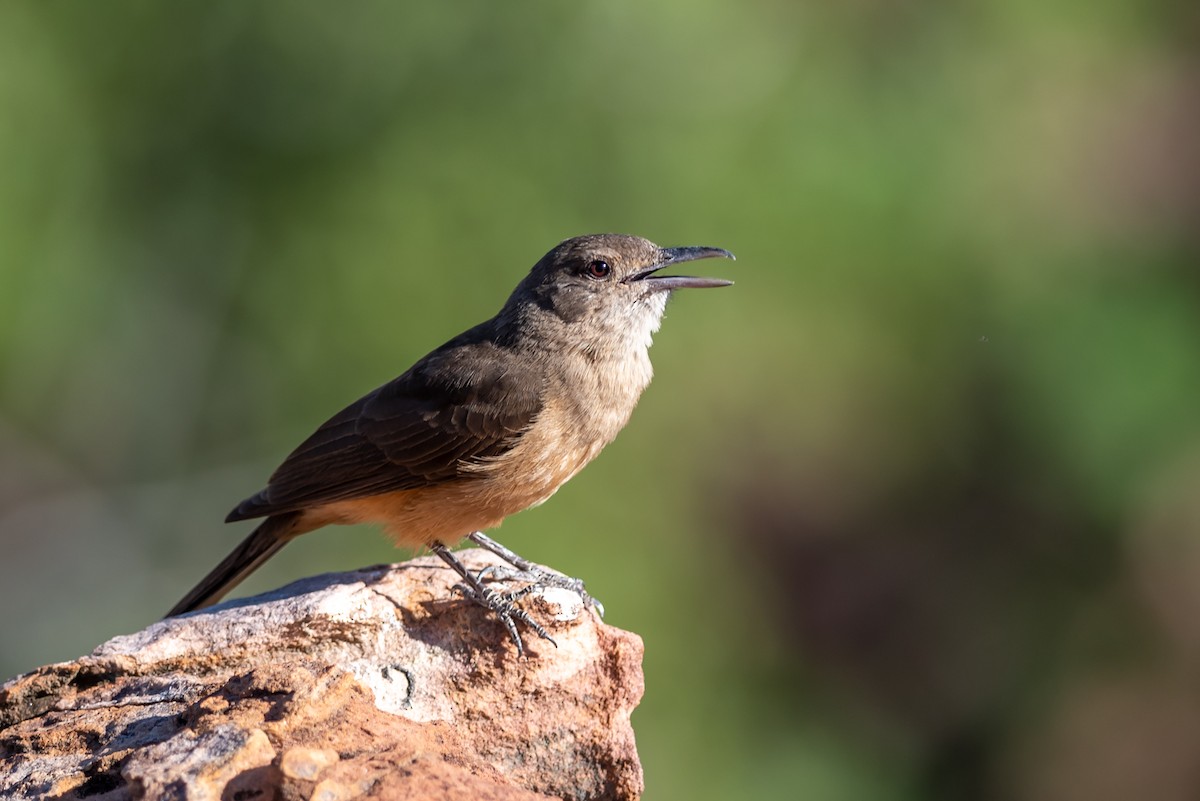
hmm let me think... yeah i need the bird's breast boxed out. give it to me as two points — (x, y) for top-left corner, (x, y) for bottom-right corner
(558, 345), (654, 447)
(472, 344), (653, 501)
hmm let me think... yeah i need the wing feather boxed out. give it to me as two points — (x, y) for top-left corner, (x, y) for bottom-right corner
(227, 328), (543, 521)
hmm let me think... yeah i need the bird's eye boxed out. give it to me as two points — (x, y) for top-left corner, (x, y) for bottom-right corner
(585, 260), (611, 279)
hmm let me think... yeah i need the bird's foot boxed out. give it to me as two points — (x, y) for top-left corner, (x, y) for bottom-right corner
(475, 563), (605, 618)
(467, 530), (604, 617)
(431, 541), (555, 657)
(450, 579), (554, 657)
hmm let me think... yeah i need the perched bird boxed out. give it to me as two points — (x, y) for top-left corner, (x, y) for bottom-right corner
(167, 234), (734, 654)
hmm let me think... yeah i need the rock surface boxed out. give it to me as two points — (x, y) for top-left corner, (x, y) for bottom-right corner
(0, 550), (645, 800)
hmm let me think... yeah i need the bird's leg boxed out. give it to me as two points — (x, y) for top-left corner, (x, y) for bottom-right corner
(430, 541), (554, 657)
(466, 531), (604, 617)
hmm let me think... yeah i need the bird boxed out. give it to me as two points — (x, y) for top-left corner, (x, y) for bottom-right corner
(166, 234), (734, 655)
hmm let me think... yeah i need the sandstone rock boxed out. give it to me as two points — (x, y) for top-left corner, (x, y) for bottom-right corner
(0, 550), (645, 800)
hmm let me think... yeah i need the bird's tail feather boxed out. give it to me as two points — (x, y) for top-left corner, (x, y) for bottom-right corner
(165, 513), (301, 617)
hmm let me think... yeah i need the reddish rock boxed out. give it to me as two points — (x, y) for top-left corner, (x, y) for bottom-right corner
(0, 550), (645, 800)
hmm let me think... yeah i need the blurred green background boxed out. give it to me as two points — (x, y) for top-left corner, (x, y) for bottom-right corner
(2, 1), (1199, 798)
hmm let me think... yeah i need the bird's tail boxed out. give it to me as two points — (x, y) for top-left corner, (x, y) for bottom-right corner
(165, 512), (302, 617)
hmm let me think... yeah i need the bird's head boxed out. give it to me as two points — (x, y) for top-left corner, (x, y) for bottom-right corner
(505, 234), (734, 354)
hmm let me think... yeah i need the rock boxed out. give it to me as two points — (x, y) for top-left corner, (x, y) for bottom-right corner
(0, 550), (645, 800)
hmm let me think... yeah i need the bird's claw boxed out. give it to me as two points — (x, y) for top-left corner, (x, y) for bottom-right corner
(451, 580), (555, 657)
(434, 535), (602, 658)
(475, 564), (605, 618)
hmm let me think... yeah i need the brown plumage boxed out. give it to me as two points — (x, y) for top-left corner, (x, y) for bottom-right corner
(167, 234), (733, 652)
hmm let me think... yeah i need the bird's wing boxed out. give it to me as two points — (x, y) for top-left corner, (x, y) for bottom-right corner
(227, 337), (543, 521)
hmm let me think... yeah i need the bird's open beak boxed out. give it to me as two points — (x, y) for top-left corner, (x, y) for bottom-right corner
(627, 246), (735, 290)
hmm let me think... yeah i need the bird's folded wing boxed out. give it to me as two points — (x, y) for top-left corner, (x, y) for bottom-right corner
(227, 340), (543, 521)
